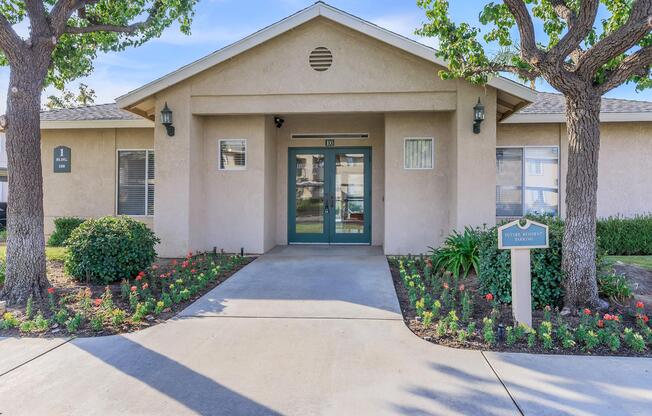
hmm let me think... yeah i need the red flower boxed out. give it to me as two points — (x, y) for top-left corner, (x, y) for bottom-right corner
(187, 251), (193, 259)
(613, 315), (620, 322)
(583, 308), (591, 316)
(190, 269), (197, 274)
(182, 261), (189, 269)
(160, 274), (166, 279)
(598, 320), (604, 328)
(636, 301), (644, 309)
(604, 314), (613, 321)
(47, 287), (55, 295)
(130, 286), (137, 292)
(136, 275), (143, 281)
(94, 298), (102, 307)
(642, 315), (649, 323)
(142, 283), (149, 290)
(138, 271), (146, 277)
(485, 293), (494, 301)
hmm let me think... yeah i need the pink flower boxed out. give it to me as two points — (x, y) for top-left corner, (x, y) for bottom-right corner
(160, 274), (166, 279)
(171, 259), (178, 266)
(152, 264), (159, 270)
(485, 293), (494, 301)
(142, 283), (149, 290)
(130, 286), (137, 293)
(94, 298), (102, 307)
(636, 301), (644, 309)
(604, 314), (613, 321)
(583, 308), (592, 316)
(47, 287), (55, 295)
(598, 320), (604, 328)
(136, 275), (143, 281)
(190, 269), (197, 274)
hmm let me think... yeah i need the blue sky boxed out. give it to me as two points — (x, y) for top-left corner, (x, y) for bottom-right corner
(0, 0), (650, 112)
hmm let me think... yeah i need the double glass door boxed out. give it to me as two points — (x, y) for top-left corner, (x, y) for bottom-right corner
(288, 147), (371, 244)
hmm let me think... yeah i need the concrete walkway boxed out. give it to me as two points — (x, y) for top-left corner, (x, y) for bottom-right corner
(1, 246), (650, 415)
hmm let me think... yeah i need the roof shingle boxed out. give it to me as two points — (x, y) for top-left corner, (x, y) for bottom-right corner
(519, 92), (652, 115)
(40, 103), (144, 122)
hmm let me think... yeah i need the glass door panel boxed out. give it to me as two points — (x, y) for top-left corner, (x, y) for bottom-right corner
(295, 154), (325, 234)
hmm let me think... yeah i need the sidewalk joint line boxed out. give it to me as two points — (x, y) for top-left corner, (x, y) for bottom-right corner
(0, 337), (74, 378)
(481, 350), (525, 416)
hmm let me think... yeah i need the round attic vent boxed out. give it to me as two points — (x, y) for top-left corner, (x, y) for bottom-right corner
(309, 47), (333, 72)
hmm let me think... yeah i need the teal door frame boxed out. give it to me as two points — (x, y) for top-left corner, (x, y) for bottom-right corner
(288, 147), (372, 245)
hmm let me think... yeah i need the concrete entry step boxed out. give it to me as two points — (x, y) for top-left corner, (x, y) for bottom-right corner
(178, 245), (401, 320)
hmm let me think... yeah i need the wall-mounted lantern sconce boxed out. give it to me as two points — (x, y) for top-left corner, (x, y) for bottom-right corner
(160, 102), (175, 137)
(473, 98), (485, 134)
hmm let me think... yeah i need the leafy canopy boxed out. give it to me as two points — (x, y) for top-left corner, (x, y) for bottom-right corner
(417, 0), (651, 93)
(0, 0), (198, 89)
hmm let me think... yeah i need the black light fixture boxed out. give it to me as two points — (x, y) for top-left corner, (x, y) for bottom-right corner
(160, 102), (175, 137)
(473, 97), (485, 134)
(274, 116), (285, 128)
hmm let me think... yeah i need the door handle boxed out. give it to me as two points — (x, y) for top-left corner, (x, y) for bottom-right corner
(330, 194), (335, 211)
(324, 194), (330, 213)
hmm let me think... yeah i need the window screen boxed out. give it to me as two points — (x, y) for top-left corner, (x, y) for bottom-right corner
(404, 138), (434, 169)
(496, 147), (559, 217)
(118, 150), (154, 216)
(219, 139), (246, 170)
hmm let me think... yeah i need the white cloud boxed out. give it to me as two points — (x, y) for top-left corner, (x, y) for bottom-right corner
(371, 13), (439, 49)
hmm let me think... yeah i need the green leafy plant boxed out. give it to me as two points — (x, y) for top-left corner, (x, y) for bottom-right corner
(65, 216), (160, 285)
(598, 272), (632, 304)
(422, 311), (434, 329)
(111, 309), (127, 326)
(539, 321), (554, 350)
(90, 315), (104, 332)
(597, 215), (652, 256)
(0, 312), (19, 329)
(25, 295), (34, 320)
(47, 217), (85, 247)
(482, 317), (495, 345)
(624, 328), (646, 353)
(461, 291), (473, 322)
(66, 313), (83, 333)
(429, 227), (481, 279)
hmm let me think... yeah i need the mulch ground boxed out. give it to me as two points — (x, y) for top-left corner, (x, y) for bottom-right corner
(389, 261), (652, 357)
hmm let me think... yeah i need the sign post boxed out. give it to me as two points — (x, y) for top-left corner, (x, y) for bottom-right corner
(498, 219), (549, 327)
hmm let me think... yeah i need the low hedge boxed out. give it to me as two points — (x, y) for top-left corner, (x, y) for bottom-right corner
(597, 214), (652, 256)
(65, 216), (159, 285)
(478, 215), (565, 308)
(47, 217), (86, 247)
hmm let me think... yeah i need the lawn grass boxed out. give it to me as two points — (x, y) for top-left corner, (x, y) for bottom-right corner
(605, 255), (652, 270)
(0, 246), (69, 262)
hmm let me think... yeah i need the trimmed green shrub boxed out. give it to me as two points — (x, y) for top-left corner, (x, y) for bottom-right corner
(478, 215), (564, 308)
(597, 214), (652, 255)
(0, 260), (5, 286)
(47, 217), (86, 247)
(65, 216), (159, 285)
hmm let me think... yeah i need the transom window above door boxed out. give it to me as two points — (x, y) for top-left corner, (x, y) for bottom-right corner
(496, 146), (559, 218)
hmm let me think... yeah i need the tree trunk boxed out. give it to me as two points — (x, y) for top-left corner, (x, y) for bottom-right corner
(562, 92), (602, 311)
(0, 59), (50, 305)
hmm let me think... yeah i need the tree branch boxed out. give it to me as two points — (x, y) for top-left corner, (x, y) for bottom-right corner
(25, 0), (51, 37)
(504, 0), (546, 65)
(577, 0), (652, 78)
(0, 13), (24, 59)
(548, 0), (599, 65)
(598, 46), (652, 93)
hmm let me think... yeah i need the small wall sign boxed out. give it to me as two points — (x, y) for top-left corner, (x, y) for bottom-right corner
(325, 139), (335, 147)
(54, 146), (71, 173)
(497, 219), (549, 327)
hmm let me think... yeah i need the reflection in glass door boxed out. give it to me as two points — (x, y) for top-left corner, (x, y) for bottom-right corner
(288, 148), (371, 244)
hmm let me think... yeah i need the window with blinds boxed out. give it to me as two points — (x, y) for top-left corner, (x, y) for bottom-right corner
(496, 146), (559, 218)
(404, 138), (434, 170)
(219, 139), (247, 170)
(117, 150), (155, 216)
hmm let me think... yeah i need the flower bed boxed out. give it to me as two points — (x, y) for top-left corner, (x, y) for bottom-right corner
(389, 256), (651, 356)
(0, 251), (253, 337)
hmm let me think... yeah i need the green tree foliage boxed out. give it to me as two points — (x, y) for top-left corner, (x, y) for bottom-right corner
(45, 83), (96, 110)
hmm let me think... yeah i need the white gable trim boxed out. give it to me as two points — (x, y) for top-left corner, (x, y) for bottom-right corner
(501, 112), (652, 124)
(116, 2), (536, 109)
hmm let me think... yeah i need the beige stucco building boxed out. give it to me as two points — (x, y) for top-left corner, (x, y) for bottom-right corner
(34, 3), (652, 256)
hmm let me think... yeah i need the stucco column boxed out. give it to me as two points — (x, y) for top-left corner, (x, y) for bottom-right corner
(450, 81), (497, 231)
(154, 85), (204, 257)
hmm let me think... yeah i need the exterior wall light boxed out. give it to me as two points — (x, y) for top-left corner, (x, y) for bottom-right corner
(473, 98), (485, 134)
(160, 102), (175, 137)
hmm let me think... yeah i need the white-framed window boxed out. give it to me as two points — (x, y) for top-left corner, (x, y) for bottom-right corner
(496, 146), (559, 217)
(219, 139), (247, 170)
(404, 137), (434, 170)
(117, 150), (154, 216)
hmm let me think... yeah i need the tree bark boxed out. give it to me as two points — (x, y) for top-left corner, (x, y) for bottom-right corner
(562, 92), (602, 310)
(0, 57), (51, 305)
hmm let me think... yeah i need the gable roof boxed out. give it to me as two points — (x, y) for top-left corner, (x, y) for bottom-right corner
(116, 1), (537, 110)
(39, 104), (152, 129)
(503, 92), (652, 123)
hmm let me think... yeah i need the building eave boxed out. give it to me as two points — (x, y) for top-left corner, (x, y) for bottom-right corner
(501, 112), (652, 124)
